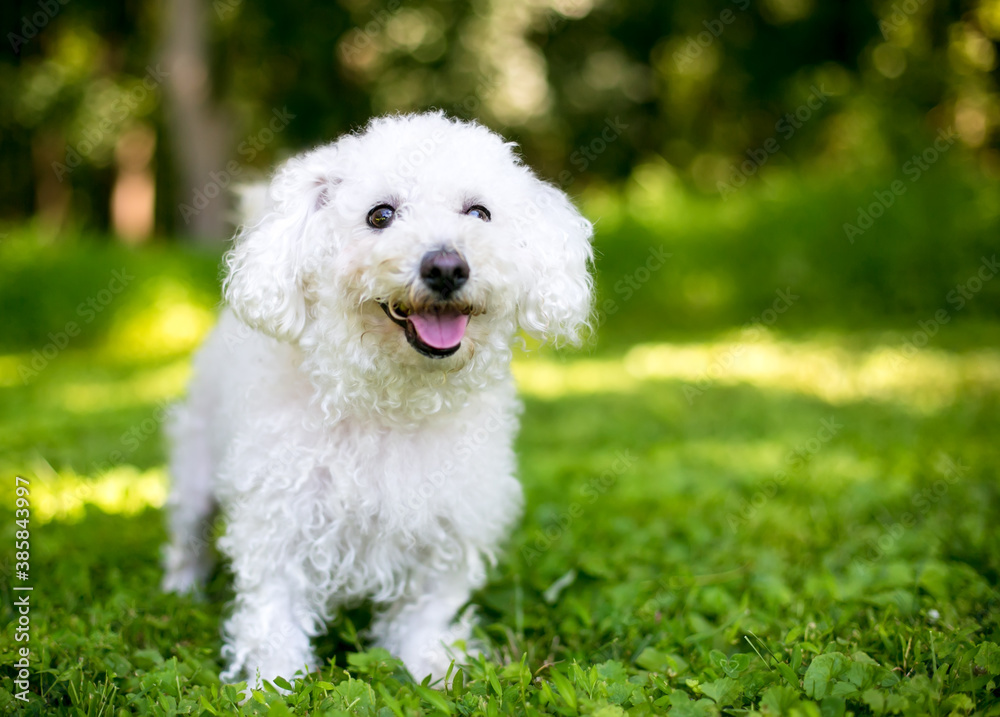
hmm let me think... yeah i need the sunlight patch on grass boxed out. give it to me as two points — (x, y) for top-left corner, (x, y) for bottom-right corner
(513, 336), (1000, 411)
(102, 278), (216, 361)
(52, 359), (190, 414)
(512, 356), (634, 397)
(657, 438), (792, 476)
(21, 462), (168, 523)
(639, 442), (887, 497)
(0, 354), (25, 387)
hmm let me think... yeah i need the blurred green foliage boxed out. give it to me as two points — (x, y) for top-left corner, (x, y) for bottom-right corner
(2, 0), (999, 234)
(3, 151), (999, 357)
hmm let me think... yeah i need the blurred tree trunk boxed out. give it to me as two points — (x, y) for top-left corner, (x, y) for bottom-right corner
(161, 0), (230, 243)
(31, 132), (73, 237)
(111, 125), (157, 243)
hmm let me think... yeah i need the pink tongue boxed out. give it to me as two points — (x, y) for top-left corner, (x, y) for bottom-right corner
(408, 311), (469, 350)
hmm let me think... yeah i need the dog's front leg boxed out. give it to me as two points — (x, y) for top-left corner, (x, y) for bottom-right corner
(370, 555), (485, 684)
(219, 555), (320, 687)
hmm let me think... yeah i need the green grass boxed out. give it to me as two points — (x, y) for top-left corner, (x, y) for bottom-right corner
(1, 168), (999, 715)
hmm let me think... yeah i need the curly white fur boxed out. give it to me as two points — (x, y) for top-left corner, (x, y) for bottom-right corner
(161, 112), (593, 687)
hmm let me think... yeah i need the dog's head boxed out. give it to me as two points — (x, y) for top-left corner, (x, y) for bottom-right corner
(224, 113), (593, 370)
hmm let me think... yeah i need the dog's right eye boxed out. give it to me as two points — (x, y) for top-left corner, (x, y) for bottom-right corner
(367, 204), (395, 229)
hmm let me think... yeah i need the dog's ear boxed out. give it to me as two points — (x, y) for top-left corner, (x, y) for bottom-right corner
(224, 154), (338, 341)
(515, 181), (594, 345)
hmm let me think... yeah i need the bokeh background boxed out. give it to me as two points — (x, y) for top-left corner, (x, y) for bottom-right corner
(2, 0), (1000, 345)
(1, 1), (1000, 713)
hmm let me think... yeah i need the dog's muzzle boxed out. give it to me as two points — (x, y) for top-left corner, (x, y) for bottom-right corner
(378, 249), (480, 359)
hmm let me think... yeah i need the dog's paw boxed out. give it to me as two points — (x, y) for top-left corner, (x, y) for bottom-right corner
(161, 543), (211, 596)
(400, 608), (481, 687)
(222, 654), (317, 697)
(161, 564), (205, 597)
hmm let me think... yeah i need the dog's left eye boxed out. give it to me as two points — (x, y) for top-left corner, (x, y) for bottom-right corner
(465, 205), (491, 222)
(367, 204), (395, 229)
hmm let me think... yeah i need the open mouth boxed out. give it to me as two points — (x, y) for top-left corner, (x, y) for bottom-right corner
(379, 302), (472, 358)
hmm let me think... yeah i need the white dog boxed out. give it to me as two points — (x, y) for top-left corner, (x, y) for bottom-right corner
(161, 112), (593, 687)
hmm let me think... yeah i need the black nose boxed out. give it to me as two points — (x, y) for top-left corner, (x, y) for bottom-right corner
(420, 249), (469, 297)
